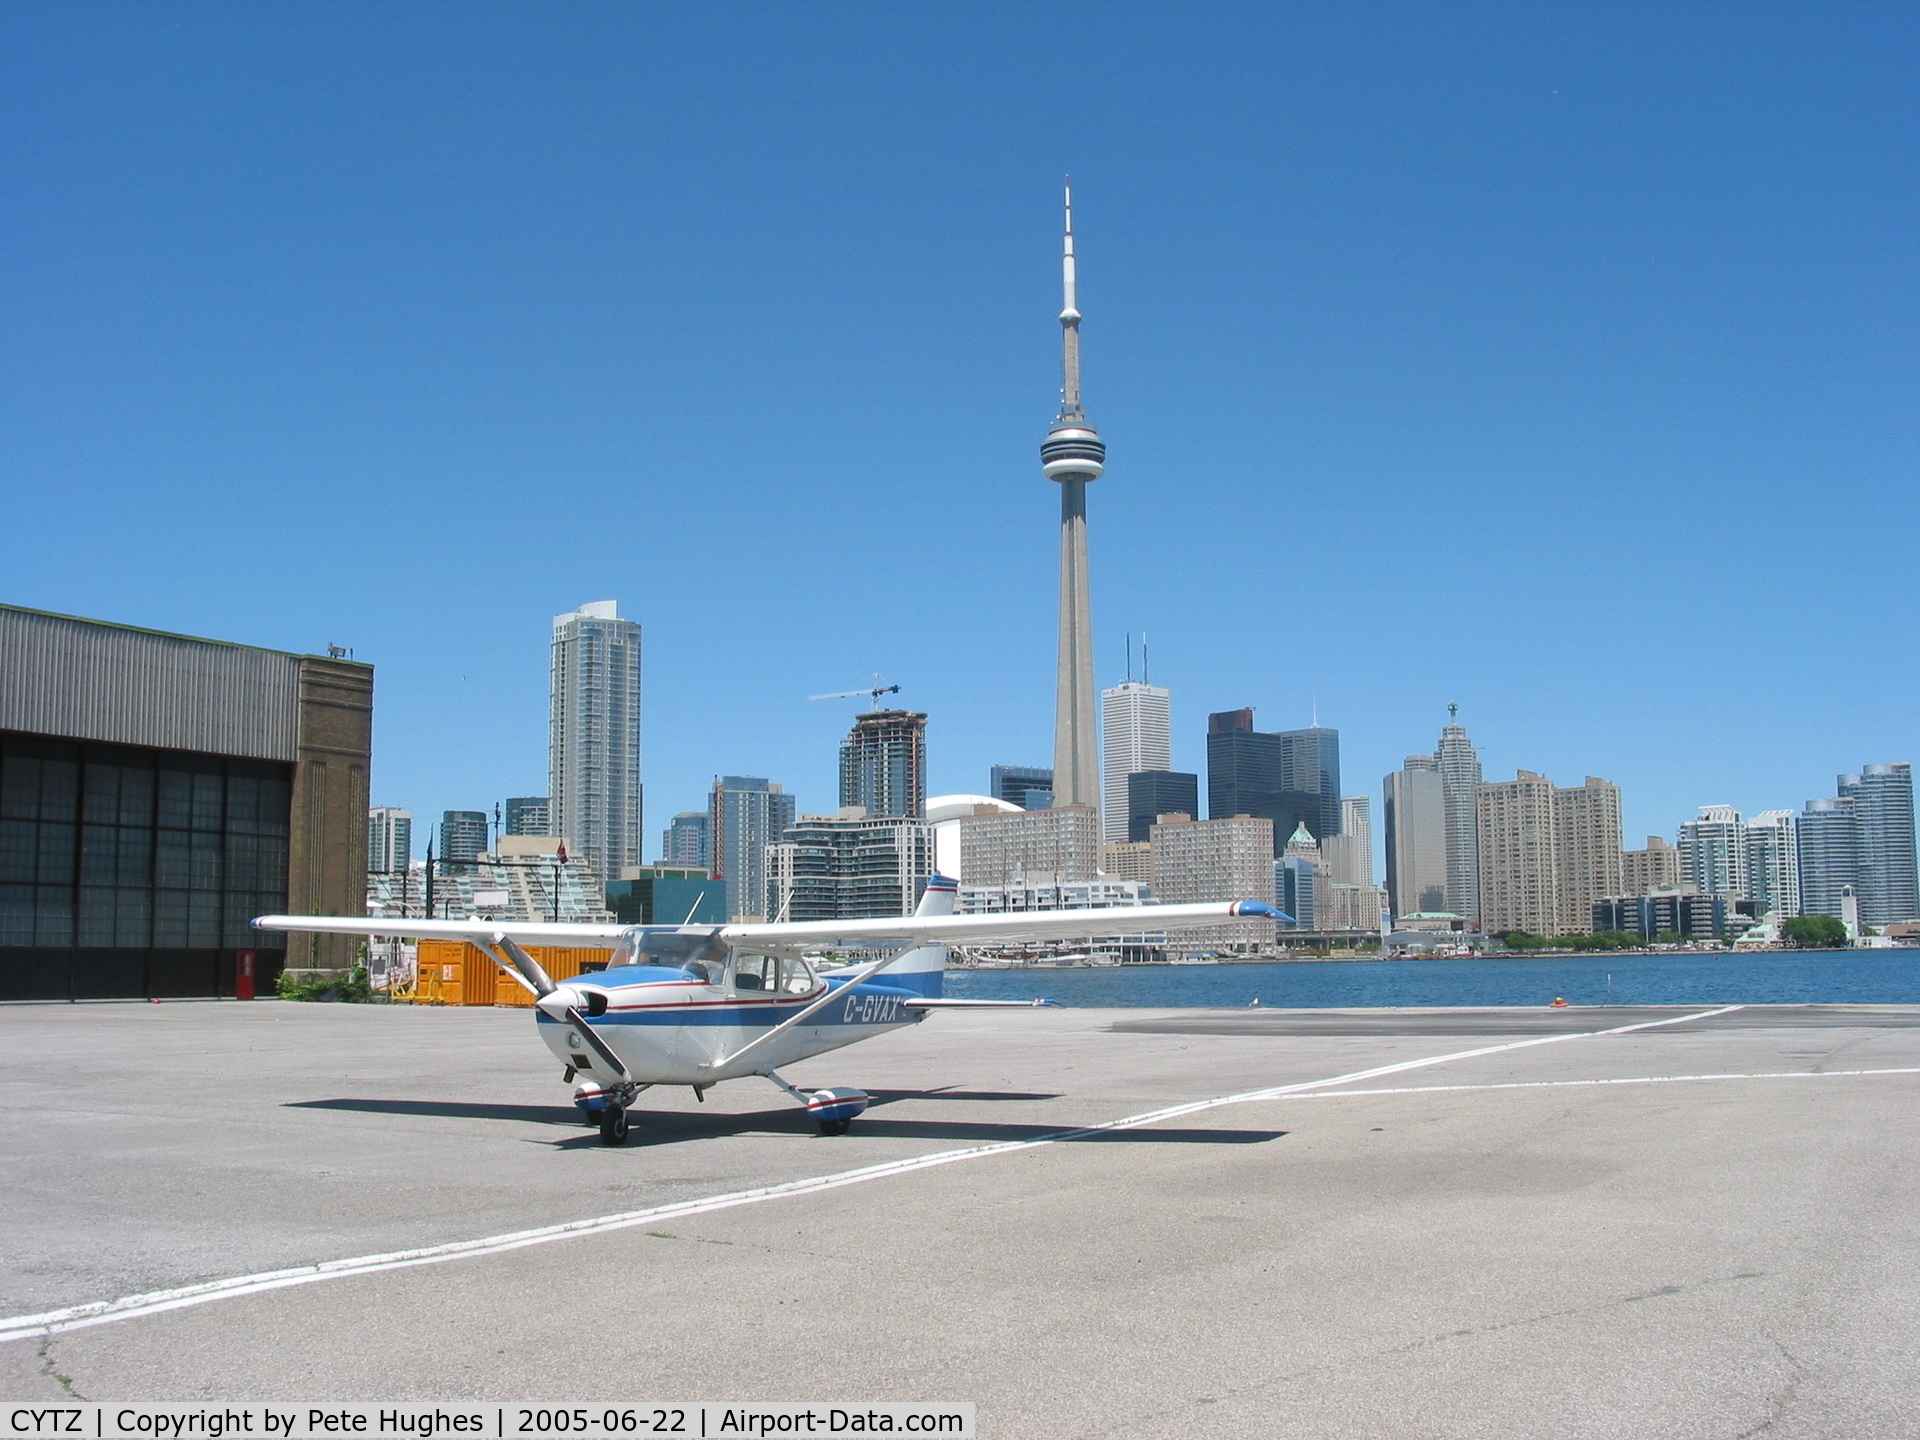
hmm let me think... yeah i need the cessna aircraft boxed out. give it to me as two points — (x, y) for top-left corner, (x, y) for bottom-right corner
(254, 877), (1286, 1145)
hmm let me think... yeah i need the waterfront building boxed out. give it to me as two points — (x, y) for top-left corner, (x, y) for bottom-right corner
(1745, 811), (1800, 917)
(989, 765), (1054, 811)
(549, 600), (643, 885)
(1323, 794), (1373, 886)
(1384, 757), (1448, 919)
(1838, 764), (1918, 926)
(766, 809), (935, 922)
(958, 805), (1100, 887)
(1043, 183), (1105, 811)
(1318, 882), (1390, 933)
(503, 796), (550, 837)
(606, 864), (724, 927)
(1206, 708), (1330, 855)
(438, 810), (488, 867)
(710, 776), (795, 921)
(1553, 777), (1624, 935)
(1796, 798), (1859, 920)
(1101, 840), (1153, 885)
(1101, 681), (1172, 844)
(0, 604), (372, 997)
(1433, 707), (1482, 922)
(1594, 891), (1728, 942)
(659, 811), (713, 871)
(1621, 836), (1685, 896)
(1679, 806), (1749, 900)
(1126, 769), (1199, 844)
(960, 876), (1151, 914)
(1476, 771), (1559, 936)
(1148, 812), (1276, 950)
(839, 710), (927, 819)
(367, 807), (411, 874)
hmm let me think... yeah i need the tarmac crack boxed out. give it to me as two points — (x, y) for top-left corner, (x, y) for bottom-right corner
(1731, 1340), (1808, 1438)
(35, 1336), (84, 1400)
(1072, 1271), (1766, 1439)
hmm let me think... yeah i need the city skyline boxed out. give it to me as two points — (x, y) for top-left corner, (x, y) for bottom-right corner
(8, 9), (1917, 858)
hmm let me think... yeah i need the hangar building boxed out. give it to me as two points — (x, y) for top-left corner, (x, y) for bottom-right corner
(0, 604), (372, 1000)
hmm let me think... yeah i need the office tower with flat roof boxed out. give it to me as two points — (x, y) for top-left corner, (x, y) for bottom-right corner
(709, 776), (795, 921)
(1434, 706), (1482, 921)
(1797, 798), (1859, 920)
(367, 807), (412, 874)
(1279, 726), (1343, 843)
(503, 796), (550, 836)
(550, 600), (643, 884)
(990, 765), (1054, 811)
(839, 710), (927, 819)
(660, 811), (713, 871)
(1149, 812), (1276, 951)
(1838, 764), (1917, 925)
(1207, 708), (1322, 855)
(1552, 777), (1623, 935)
(1476, 771), (1559, 936)
(1621, 836), (1685, 895)
(1101, 840), (1153, 885)
(1745, 811), (1800, 917)
(1101, 681), (1171, 844)
(1043, 182), (1105, 812)
(958, 805), (1101, 887)
(1126, 770), (1199, 844)
(766, 810), (935, 922)
(438, 810), (488, 866)
(1384, 757), (1448, 918)
(1679, 806), (1749, 898)
(1323, 795), (1373, 886)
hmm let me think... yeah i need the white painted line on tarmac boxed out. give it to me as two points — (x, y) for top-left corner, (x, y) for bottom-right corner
(0, 1003), (1741, 1346)
(1273, 1065), (1920, 1099)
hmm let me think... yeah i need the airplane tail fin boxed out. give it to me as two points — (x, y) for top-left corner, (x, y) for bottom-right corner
(888, 872), (958, 997)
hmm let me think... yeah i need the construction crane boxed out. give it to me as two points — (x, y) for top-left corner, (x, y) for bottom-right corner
(809, 681), (901, 704)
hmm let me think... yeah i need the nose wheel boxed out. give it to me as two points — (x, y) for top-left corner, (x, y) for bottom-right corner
(598, 1105), (630, 1145)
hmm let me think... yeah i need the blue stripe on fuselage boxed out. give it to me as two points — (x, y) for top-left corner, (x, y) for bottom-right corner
(533, 981), (921, 1028)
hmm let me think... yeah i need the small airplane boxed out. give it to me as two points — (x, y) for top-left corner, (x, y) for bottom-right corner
(254, 878), (1287, 1145)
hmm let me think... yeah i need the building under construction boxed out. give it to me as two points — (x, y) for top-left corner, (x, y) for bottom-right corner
(839, 709), (927, 819)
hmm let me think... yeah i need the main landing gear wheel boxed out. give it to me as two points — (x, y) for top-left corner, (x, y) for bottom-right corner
(598, 1106), (630, 1146)
(817, 1118), (851, 1136)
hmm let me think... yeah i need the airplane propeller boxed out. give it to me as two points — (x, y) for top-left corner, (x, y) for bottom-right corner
(487, 933), (630, 1083)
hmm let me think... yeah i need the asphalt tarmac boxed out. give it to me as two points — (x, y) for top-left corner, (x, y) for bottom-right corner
(2, 999), (1918, 1439)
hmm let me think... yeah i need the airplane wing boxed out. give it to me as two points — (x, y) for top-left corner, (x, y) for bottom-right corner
(252, 900), (1287, 953)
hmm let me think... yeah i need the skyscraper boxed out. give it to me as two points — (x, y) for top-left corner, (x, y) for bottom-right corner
(1838, 764), (1917, 926)
(709, 776), (794, 921)
(1126, 770), (1199, 844)
(989, 765), (1054, 810)
(503, 796), (550, 836)
(839, 709), (927, 819)
(549, 600), (643, 884)
(660, 811), (713, 871)
(1101, 681), (1171, 844)
(1552, 777), (1623, 935)
(1475, 771), (1559, 937)
(367, 807), (412, 874)
(1679, 806), (1749, 898)
(1433, 706), (1482, 922)
(439, 810), (488, 866)
(766, 811), (935, 922)
(1323, 795), (1373, 886)
(1206, 708), (1336, 854)
(1275, 822), (1321, 930)
(1148, 813), (1276, 951)
(1043, 182), (1105, 811)
(1384, 758), (1448, 918)
(1796, 798), (1859, 920)
(1745, 811), (1800, 917)
(1620, 836), (1685, 895)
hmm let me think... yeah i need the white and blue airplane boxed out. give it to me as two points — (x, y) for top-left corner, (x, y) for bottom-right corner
(255, 878), (1286, 1145)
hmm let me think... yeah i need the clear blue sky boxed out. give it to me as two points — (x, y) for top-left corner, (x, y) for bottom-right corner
(4, 2), (1916, 856)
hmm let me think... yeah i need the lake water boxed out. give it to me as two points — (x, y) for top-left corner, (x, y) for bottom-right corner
(943, 951), (1920, 1009)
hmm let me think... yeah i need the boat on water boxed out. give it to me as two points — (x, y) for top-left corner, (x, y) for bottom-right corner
(1168, 955), (1221, 965)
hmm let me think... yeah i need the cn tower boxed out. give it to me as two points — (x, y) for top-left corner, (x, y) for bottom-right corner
(1041, 180), (1105, 810)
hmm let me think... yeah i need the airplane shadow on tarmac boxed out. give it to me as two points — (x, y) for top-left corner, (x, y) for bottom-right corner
(286, 1096), (1285, 1149)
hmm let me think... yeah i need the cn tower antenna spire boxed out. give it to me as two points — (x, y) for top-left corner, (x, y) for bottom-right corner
(1040, 178), (1105, 811)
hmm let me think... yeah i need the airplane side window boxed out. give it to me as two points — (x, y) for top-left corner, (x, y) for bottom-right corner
(782, 958), (816, 994)
(733, 956), (773, 992)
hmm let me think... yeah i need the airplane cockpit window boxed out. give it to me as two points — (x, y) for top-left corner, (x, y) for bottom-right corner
(682, 958), (722, 985)
(732, 955), (777, 992)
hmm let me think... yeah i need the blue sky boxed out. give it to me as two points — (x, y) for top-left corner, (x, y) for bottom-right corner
(4, 2), (1916, 855)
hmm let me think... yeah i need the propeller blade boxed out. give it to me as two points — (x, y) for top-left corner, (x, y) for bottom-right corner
(489, 933), (556, 997)
(564, 1007), (631, 1083)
